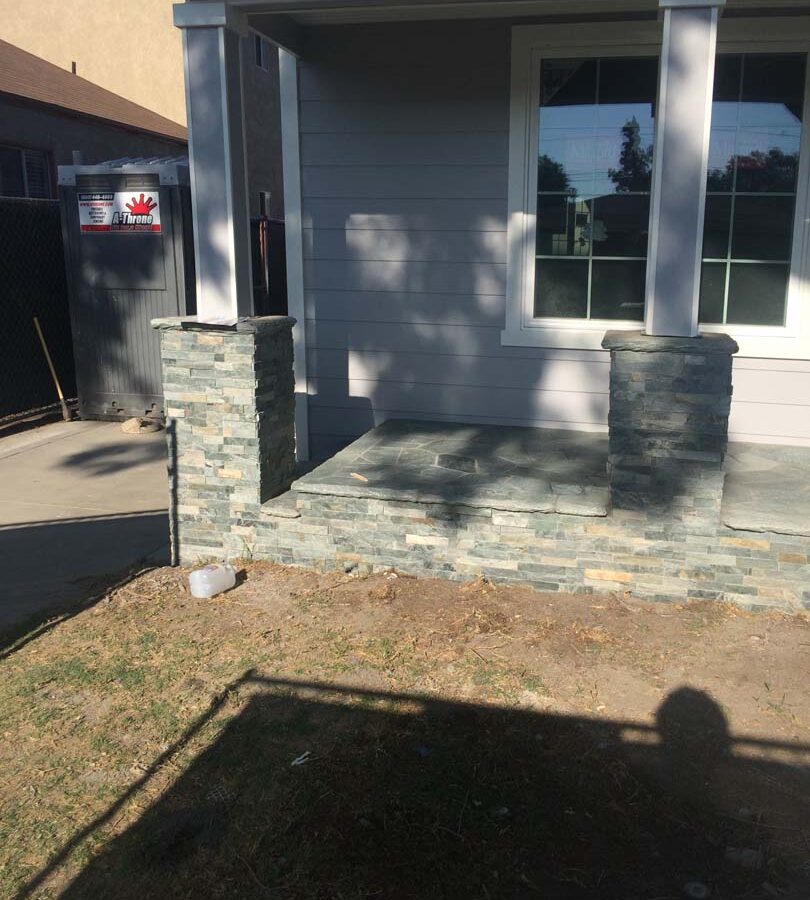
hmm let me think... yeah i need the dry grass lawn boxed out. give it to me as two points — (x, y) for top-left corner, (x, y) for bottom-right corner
(1, 563), (809, 899)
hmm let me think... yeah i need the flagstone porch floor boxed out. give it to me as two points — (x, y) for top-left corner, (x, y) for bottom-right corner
(723, 442), (810, 537)
(276, 421), (810, 538)
(290, 419), (610, 517)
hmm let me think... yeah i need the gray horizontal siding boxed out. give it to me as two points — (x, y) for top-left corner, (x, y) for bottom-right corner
(303, 229), (507, 263)
(307, 380), (810, 458)
(302, 197), (507, 231)
(300, 101), (508, 135)
(304, 259), (506, 296)
(728, 365), (810, 442)
(309, 348), (610, 393)
(307, 403), (611, 467)
(301, 132), (510, 167)
(302, 165), (507, 199)
(307, 405), (608, 437)
(731, 367), (810, 405)
(299, 64), (509, 104)
(310, 379), (609, 425)
(729, 402), (810, 442)
(299, 20), (810, 453)
(733, 357), (810, 373)
(307, 320), (509, 355)
(304, 290), (506, 326)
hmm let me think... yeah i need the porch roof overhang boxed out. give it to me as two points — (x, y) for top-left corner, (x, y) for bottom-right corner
(176, 0), (810, 56)
(231, 0), (807, 26)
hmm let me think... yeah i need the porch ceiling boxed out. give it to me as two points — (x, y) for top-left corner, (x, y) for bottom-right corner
(235, 0), (808, 26)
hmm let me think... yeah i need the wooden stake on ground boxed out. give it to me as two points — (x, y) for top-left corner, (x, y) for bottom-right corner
(32, 316), (71, 422)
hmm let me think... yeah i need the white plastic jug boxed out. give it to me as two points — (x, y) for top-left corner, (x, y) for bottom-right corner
(188, 564), (237, 599)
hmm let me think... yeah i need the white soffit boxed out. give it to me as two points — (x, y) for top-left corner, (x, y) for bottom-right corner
(232, 0), (809, 26)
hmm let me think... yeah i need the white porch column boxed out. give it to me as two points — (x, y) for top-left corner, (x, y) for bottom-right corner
(644, 0), (725, 337)
(174, 1), (252, 320)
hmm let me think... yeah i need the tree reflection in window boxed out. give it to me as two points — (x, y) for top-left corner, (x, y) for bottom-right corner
(609, 118), (653, 193)
(699, 53), (806, 327)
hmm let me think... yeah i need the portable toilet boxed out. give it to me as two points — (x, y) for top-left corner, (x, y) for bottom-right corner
(58, 156), (195, 420)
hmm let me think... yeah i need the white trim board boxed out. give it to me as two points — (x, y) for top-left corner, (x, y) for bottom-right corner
(182, 28), (205, 313)
(280, 47), (310, 461)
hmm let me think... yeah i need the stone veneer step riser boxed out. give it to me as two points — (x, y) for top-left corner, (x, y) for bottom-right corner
(253, 491), (810, 612)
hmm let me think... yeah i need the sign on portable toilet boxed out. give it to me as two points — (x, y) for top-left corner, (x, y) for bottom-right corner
(77, 191), (162, 233)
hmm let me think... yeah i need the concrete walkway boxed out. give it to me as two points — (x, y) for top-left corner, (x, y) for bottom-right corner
(0, 420), (169, 631)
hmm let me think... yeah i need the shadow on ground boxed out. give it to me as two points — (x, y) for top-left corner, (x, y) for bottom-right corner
(0, 511), (168, 657)
(25, 673), (810, 899)
(58, 438), (168, 477)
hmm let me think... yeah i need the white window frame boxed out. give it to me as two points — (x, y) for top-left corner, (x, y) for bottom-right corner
(503, 18), (810, 359)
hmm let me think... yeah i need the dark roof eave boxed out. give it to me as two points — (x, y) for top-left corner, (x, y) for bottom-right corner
(0, 90), (188, 144)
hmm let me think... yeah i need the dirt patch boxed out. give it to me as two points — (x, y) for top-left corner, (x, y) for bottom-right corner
(1, 564), (808, 899)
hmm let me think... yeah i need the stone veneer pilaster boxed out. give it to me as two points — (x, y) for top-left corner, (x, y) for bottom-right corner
(153, 316), (296, 564)
(602, 330), (738, 527)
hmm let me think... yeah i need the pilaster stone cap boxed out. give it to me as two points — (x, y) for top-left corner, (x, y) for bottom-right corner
(601, 330), (739, 355)
(151, 315), (296, 334)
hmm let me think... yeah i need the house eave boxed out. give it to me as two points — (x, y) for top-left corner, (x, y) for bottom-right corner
(237, 0), (656, 25)
(228, 0), (808, 25)
(0, 90), (188, 144)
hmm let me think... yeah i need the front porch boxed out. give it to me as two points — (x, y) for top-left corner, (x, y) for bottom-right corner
(159, 0), (810, 611)
(255, 418), (810, 609)
(155, 311), (810, 612)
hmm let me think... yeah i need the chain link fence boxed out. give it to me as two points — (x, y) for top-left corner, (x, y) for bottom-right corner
(0, 198), (76, 421)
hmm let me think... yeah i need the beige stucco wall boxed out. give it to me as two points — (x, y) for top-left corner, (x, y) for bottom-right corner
(0, 0), (186, 126)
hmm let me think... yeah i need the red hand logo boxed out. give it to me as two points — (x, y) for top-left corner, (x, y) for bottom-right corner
(125, 194), (157, 215)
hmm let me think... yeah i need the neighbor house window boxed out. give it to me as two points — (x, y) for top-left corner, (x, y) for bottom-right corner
(535, 56), (658, 322)
(0, 145), (52, 199)
(699, 53), (807, 327)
